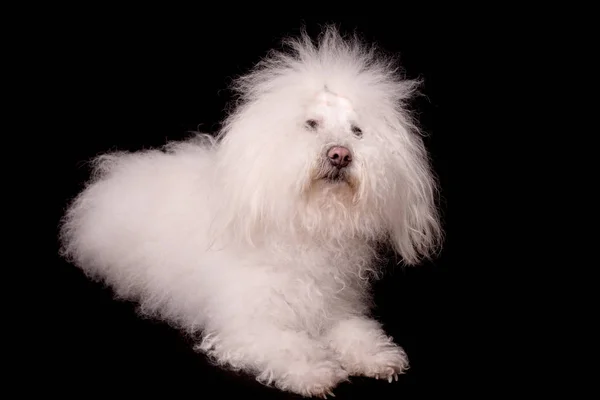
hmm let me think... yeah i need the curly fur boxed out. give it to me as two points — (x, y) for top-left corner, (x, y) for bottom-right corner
(58, 25), (443, 397)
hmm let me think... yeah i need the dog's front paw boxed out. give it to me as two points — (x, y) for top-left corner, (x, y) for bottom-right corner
(326, 317), (410, 382)
(344, 344), (409, 382)
(266, 359), (348, 398)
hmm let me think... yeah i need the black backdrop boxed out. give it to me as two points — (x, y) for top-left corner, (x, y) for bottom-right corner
(44, 15), (492, 399)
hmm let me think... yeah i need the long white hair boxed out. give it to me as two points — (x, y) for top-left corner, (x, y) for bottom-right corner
(58, 24), (443, 300)
(207, 25), (443, 265)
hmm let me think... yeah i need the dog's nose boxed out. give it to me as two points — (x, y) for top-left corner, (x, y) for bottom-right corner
(327, 146), (352, 169)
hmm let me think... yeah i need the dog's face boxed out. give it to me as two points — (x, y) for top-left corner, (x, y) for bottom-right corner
(212, 33), (442, 264)
(293, 86), (409, 229)
(215, 84), (435, 254)
(303, 89), (362, 196)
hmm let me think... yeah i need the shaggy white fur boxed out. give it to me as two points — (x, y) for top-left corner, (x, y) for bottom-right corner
(59, 26), (443, 397)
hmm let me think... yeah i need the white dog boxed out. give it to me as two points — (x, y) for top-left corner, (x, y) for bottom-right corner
(59, 26), (443, 397)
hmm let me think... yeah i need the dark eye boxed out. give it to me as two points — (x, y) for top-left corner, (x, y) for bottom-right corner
(351, 125), (363, 137)
(305, 119), (319, 130)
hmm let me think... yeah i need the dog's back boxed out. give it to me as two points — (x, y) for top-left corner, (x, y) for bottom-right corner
(59, 136), (220, 320)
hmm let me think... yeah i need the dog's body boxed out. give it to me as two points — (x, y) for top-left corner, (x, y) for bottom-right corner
(59, 27), (443, 397)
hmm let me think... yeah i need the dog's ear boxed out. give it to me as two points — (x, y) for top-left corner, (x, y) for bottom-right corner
(381, 119), (444, 266)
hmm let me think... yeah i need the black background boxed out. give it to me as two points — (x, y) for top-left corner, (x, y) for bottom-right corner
(42, 15), (506, 399)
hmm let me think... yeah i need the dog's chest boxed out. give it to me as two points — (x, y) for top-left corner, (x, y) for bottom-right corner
(267, 255), (366, 332)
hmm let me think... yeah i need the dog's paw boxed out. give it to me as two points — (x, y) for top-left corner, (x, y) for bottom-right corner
(268, 360), (348, 398)
(340, 344), (409, 381)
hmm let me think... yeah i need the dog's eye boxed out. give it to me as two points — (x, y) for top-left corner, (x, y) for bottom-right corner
(351, 125), (363, 138)
(305, 119), (319, 130)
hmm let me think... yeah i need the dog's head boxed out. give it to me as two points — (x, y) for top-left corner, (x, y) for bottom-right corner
(212, 26), (443, 265)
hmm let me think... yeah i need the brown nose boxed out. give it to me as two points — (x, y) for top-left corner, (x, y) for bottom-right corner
(327, 146), (352, 169)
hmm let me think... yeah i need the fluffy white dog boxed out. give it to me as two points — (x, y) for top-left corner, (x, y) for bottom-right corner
(59, 26), (443, 397)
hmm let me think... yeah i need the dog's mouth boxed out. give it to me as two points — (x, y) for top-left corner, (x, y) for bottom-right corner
(307, 159), (359, 194)
(322, 168), (348, 184)
(317, 168), (359, 192)
(304, 162), (360, 203)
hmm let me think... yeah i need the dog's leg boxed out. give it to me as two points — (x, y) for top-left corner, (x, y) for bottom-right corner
(197, 326), (348, 397)
(324, 316), (409, 381)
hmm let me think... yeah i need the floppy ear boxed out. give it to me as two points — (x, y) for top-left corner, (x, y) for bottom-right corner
(383, 117), (444, 266)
